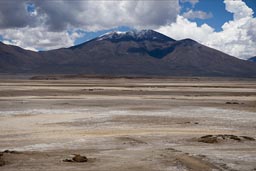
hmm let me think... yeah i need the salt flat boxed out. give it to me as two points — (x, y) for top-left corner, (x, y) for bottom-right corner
(0, 77), (255, 171)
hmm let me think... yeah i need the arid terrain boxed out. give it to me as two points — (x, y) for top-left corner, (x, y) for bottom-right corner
(0, 76), (256, 171)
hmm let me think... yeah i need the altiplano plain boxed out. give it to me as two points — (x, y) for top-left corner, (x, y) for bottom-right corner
(0, 77), (256, 171)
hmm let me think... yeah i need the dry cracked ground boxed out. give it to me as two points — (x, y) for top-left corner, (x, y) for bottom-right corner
(0, 76), (256, 171)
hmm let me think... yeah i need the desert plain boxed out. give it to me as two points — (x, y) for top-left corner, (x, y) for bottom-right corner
(0, 76), (255, 171)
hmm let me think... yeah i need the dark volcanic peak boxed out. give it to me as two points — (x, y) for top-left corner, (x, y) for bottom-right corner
(1, 30), (256, 77)
(97, 29), (175, 42)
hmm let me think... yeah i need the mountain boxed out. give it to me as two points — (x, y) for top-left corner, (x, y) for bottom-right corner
(248, 56), (256, 62)
(1, 30), (256, 77)
(0, 42), (43, 73)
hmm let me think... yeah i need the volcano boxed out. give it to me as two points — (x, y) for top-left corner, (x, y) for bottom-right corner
(0, 30), (256, 77)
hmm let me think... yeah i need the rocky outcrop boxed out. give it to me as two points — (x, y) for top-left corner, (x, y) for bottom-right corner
(198, 135), (255, 144)
(63, 154), (88, 163)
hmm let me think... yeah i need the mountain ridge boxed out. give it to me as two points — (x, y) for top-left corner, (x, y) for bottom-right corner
(1, 30), (256, 77)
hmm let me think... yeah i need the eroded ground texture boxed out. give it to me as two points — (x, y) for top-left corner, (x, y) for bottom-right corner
(0, 76), (255, 171)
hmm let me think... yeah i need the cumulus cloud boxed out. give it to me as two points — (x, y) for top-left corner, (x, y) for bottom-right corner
(35, 1), (179, 31)
(0, 0), (179, 50)
(224, 0), (253, 20)
(0, 27), (83, 51)
(157, 0), (256, 59)
(157, 15), (214, 41)
(183, 10), (213, 19)
(0, 1), (36, 29)
(0, 0), (179, 31)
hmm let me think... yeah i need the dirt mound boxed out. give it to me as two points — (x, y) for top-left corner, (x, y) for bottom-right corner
(176, 154), (218, 171)
(3, 150), (21, 154)
(225, 101), (240, 104)
(0, 153), (5, 166)
(198, 135), (255, 144)
(0, 150), (22, 167)
(63, 154), (88, 163)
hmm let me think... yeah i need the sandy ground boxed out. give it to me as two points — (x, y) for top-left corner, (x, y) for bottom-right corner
(0, 77), (256, 171)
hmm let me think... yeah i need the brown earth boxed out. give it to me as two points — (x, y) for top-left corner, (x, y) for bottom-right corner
(0, 76), (256, 171)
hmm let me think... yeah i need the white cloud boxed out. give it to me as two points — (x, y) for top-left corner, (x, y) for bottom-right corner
(157, 0), (256, 59)
(224, 0), (253, 20)
(183, 10), (212, 19)
(0, 27), (83, 51)
(157, 15), (214, 42)
(0, 0), (179, 31)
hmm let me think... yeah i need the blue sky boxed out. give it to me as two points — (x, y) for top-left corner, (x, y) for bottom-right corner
(0, 0), (255, 59)
(180, 0), (233, 31)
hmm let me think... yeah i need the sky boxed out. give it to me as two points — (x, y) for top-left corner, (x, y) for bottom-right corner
(0, 0), (255, 59)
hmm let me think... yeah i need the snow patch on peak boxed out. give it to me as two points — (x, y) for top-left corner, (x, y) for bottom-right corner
(100, 31), (126, 37)
(96, 30), (175, 42)
(97, 31), (126, 41)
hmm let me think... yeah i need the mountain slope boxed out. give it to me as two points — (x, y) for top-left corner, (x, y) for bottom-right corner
(0, 30), (256, 77)
(0, 42), (43, 73)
